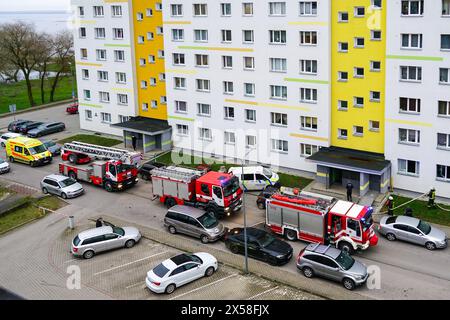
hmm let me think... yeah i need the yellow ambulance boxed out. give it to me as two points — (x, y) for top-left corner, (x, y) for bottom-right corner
(6, 137), (52, 167)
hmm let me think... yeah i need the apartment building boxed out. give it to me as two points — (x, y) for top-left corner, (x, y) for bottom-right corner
(163, 1), (331, 173)
(385, 0), (450, 197)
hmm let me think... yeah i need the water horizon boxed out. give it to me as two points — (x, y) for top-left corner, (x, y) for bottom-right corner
(0, 10), (72, 34)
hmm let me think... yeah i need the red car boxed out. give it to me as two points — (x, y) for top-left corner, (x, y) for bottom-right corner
(66, 101), (78, 114)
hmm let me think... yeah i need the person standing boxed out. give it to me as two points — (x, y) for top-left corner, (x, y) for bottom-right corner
(346, 182), (354, 202)
(387, 196), (394, 216)
(95, 217), (104, 228)
(131, 135), (137, 151)
(427, 187), (436, 208)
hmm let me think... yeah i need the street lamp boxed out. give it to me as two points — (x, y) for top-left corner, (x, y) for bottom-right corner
(241, 148), (251, 274)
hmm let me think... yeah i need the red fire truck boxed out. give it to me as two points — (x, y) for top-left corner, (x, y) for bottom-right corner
(151, 166), (243, 218)
(265, 188), (378, 253)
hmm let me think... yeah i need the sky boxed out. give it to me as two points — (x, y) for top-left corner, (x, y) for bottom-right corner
(0, 0), (71, 12)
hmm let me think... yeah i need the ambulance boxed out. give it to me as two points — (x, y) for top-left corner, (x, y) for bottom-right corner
(6, 137), (52, 167)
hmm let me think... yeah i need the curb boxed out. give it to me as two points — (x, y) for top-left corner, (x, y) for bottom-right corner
(0, 99), (73, 119)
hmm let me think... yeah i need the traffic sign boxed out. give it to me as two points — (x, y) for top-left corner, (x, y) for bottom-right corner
(9, 104), (16, 113)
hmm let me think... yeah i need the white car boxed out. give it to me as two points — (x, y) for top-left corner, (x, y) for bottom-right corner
(0, 132), (22, 147)
(0, 158), (10, 174)
(228, 166), (280, 191)
(146, 252), (218, 294)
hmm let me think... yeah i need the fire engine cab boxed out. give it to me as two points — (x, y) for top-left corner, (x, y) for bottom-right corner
(265, 188), (378, 253)
(151, 166), (243, 218)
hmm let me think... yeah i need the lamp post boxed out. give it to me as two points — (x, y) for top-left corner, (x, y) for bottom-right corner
(241, 149), (251, 274)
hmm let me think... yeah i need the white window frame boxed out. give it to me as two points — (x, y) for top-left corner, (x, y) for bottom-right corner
(176, 124), (189, 136)
(245, 109), (256, 122)
(299, 1), (317, 16)
(300, 143), (319, 157)
(270, 58), (287, 73)
(269, 30), (287, 44)
(300, 59), (318, 74)
(271, 139), (289, 153)
(300, 116), (318, 131)
(399, 128), (421, 145)
(196, 79), (210, 92)
(270, 85), (287, 100)
(175, 100), (187, 113)
(224, 106), (235, 119)
(400, 66), (422, 82)
(197, 103), (211, 116)
(271, 112), (287, 126)
(224, 131), (236, 144)
(398, 159), (420, 176)
(400, 97), (421, 114)
(300, 31), (317, 45)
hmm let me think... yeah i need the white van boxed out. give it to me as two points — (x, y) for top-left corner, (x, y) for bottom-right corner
(228, 166), (280, 191)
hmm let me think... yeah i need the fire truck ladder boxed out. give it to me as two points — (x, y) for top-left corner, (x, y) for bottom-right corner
(63, 141), (133, 162)
(276, 188), (336, 212)
(150, 167), (201, 183)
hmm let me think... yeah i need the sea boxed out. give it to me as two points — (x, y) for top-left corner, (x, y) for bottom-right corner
(0, 10), (72, 34)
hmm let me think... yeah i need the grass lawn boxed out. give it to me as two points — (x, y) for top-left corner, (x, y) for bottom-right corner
(382, 195), (450, 227)
(0, 196), (66, 235)
(0, 76), (76, 114)
(153, 151), (313, 189)
(58, 134), (122, 147)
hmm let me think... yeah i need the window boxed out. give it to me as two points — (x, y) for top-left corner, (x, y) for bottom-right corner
(156, 27), (163, 35)
(79, 27), (86, 38)
(175, 101), (187, 113)
(399, 128), (420, 144)
(224, 131), (235, 144)
(196, 79), (210, 92)
(114, 50), (125, 62)
(398, 159), (420, 176)
(221, 30), (232, 42)
(372, 0), (382, 9)
(243, 83), (255, 96)
(223, 81), (234, 94)
(141, 80), (148, 89)
(354, 37), (365, 48)
(270, 85), (287, 100)
(118, 115), (130, 123)
(270, 58), (287, 72)
(300, 88), (317, 103)
(151, 100), (158, 109)
(150, 78), (156, 86)
(83, 89), (91, 100)
(96, 49), (107, 61)
(81, 69), (89, 80)
(159, 73), (165, 81)
(354, 97), (364, 107)
(173, 53), (185, 65)
(338, 100), (348, 111)
(439, 100), (450, 117)
(401, 34), (423, 49)
(147, 32), (154, 40)
(175, 124), (188, 136)
(370, 91), (381, 102)
(193, 4), (208, 16)
(115, 72), (126, 84)
(149, 55), (155, 63)
(224, 106), (235, 119)
(444, 0), (450, 15)
(299, 2), (317, 16)
(197, 103), (211, 116)
(271, 139), (288, 152)
(338, 42), (348, 52)
(338, 128), (348, 139)
(80, 48), (88, 59)
(355, 7), (365, 17)
(400, 97), (421, 113)
(371, 61), (381, 72)
(93, 6), (104, 17)
(369, 120), (380, 132)
(400, 66), (422, 81)
(354, 67), (365, 78)
(155, 3), (162, 11)
(371, 30), (382, 41)
(172, 29), (184, 41)
(271, 112), (287, 126)
(300, 60), (317, 74)
(174, 77), (186, 89)
(440, 68), (450, 84)
(94, 28), (105, 39)
(243, 57), (255, 70)
(117, 94), (128, 105)
(338, 71), (348, 81)
(194, 29), (208, 42)
(243, 30), (254, 43)
(112, 5), (122, 17)
(146, 8), (153, 16)
(353, 126), (364, 137)
(300, 31), (317, 45)
(139, 58), (146, 66)
(269, 2), (286, 16)
(339, 12), (349, 22)
(246, 135), (257, 148)
(300, 116), (318, 131)
(78, 6), (84, 17)
(99, 91), (110, 103)
(97, 71), (108, 82)
(85, 110), (92, 121)
(199, 128), (212, 141)
(113, 28), (124, 40)
(401, 1), (424, 15)
(138, 35), (145, 44)
(171, 4), (183, 16)
(137, 12), (144, 21)
(222, 56), (233, 68)
(245, 109), (256, 122)
(300, 143), (319, 157)
(438, 133), (450, 149)
(101, 112), (111, 123)
(442, 35), (450, 50)
(243, 3), (254, 15)
(142, 103), (148, 111)
(221, 3), (232, 16)
(269, 30), (286, 44)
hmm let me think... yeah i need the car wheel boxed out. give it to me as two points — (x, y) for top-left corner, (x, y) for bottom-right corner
(42, 187), (48, 194)
(125, 240), (135, 249)
(68, 171), (77, 180)
(83, 250), (94, 259)
(386, 233), (396, 241)
(425, 242), (436, 251)
(61, 193), (68, 199)
(230, 244), (239, 254)
(30, 161), (35, 167)
(338, 242), (354, 255)
(266, 256), (278, 266)
(205, 267), (215, 277)
(165, 284), (176, 294)
(257, 202), (265, 210)
(343, 278), (356, 290)
(285, 229), (297, 241)
(302, 267), (314, 278)
(104, 181), (113, 192)
(200, 235), (209, 244)
(68, 154), (78, 164)
(168, 226), (177, 234)
(165, 197), (176, 209)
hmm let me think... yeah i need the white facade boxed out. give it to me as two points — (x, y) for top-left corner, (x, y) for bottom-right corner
(163, 0), (331, 173)
(385, 0), (450, 197)
(72, 0), (137, 136)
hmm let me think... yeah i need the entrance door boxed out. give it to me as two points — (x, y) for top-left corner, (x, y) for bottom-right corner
(330, 168), (342, 186)
(154, 135), (162, 150)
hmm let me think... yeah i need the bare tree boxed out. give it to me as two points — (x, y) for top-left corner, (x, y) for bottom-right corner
(34, 33), (54, 104)
(49, 30), (74, 102)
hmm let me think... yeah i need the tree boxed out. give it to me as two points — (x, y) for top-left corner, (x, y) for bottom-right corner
(34, 33), (54, 104)
(49, 30), (74, 102)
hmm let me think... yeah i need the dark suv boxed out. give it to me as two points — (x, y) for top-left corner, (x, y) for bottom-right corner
(256, 186), (278, 209)
(8, 120), (32, 133)
(17, 121), (43, 134)
(138, 161), (165, 180)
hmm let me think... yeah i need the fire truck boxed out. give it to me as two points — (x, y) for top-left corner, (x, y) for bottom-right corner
(265, 188), (378, 253)
(61, 141), (142, 166)
(151, 166), (243, 218)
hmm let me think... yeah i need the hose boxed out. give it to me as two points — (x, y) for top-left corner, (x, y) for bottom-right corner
(378, 192), (428, 214)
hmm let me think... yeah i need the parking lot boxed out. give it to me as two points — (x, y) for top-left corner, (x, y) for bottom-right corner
(50, 221), (318, 301)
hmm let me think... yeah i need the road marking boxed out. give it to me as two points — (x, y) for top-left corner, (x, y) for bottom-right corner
(168, 273), (238, 300)
(64, 259), (79, 264)
(93, 251), (168, 276)
(126, 282), (147, 290)
(246, 286), (279, 300)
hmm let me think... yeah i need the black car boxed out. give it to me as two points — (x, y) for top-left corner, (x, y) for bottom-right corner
(138, 161), (166, 180)
(17, 121), (43, 134)
(224, 227), (293, 266)
(8, 120), (32, 133)
(27, 122), (66, 138)
(256, 186), (279, 209)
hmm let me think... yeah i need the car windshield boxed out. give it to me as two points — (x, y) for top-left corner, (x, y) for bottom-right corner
(263, 168), (273, 177)
(73, 236), (81, 246)
(417, 220), (431, 235)
(361, 210), (374, 232)
(335, 252), (355, 270)
(223, 176), (240, 197)
(112, 227), (125, 236)
(59, 178), (77, 188)
(116, 163), (134, 173)
(257, 233), (275, 247)
(28, 144), (47, 155)
(44, 141), (56, 147)
(186, 254), (202, 264)
(197, 212), (219, 229)
(153, 263), (170, 278)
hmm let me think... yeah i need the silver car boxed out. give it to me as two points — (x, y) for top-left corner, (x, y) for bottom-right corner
(71, 225), (142, 259)
(378, 215), (448, 250)
(297, 243), (368, 290)
(164, 205), (226, 243)
(40, 174), (84, 199)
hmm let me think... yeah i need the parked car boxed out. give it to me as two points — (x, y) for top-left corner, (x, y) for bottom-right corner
(66, 101), (78, 114)
(41, 174), (84, 199)
(256, 186), (279, 209)
(228, 166), (280, 191)
(17, 121), (43, 134)
(42, 140), (62, 156)
(27, 122), (66, 138)
(297, 243), (368, 290)
(8, 120), (32, 133)
(138, 160), (165, 180)
(224, 227), (293, 265)
(146, 252), (218, 294)
(378, 215), (447, 250)
(0, 132), (22, 147)
(0, 158), (10, 174)
(164, 205), (226, 243)
(71, 225), (142, 259)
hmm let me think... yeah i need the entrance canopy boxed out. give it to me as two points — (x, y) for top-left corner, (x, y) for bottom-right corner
(111, 116), (171, 136)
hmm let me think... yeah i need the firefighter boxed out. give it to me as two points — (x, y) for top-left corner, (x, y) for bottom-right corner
(387, 196), (394, 216)
(131, 135), (137, 151)
(346, 182), (354, 202)
(96, 217), (104, 228)
(427, 187), (436, 208)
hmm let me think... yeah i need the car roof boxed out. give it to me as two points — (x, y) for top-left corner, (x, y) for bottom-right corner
(305, 243), (341, 259)
(169, 205), (205, 218)
(8, 136), (42, 146)
(43, 174), (69, 182)
(170, 253), (195, 266)
(2, 132), (22, 137)
(77, 226), (113, 240)
(230, 227), (264, 238)
(229, 166), (270, 175)
(395, 215), (420, 226)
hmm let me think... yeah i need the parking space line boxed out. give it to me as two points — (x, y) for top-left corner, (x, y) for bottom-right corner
(64, 259), (79, 264)
(168, 273), (238, 300)
(246, 286), (279, 300)
(125, 282), (146, 290)
(93, 251), (168, 276)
